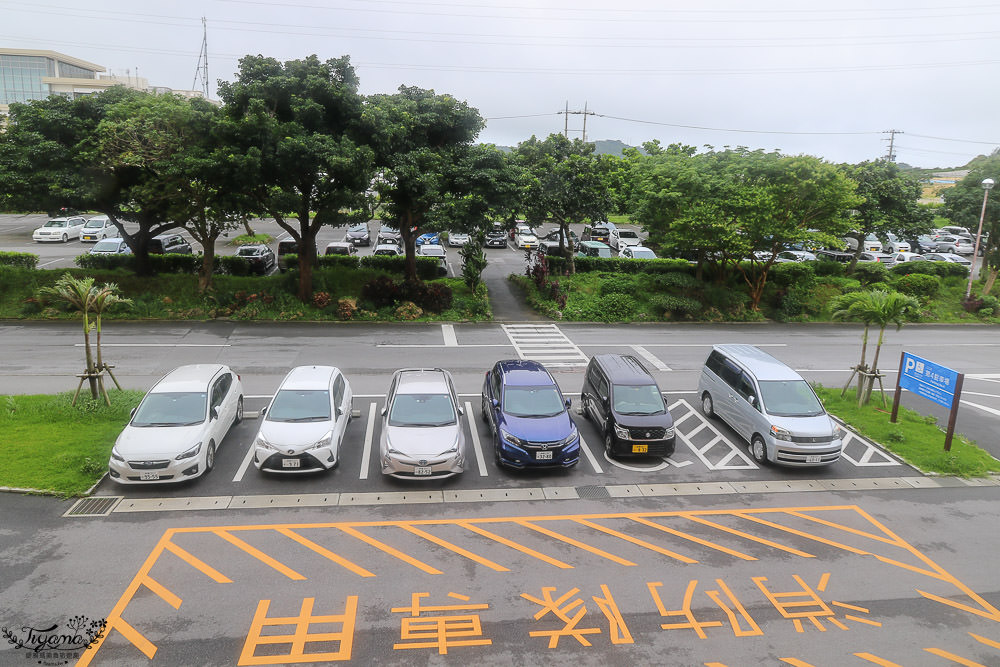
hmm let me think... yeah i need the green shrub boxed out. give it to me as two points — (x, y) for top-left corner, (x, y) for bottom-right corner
(866, 281), (896, 293)
(600, 276), (634, 296)
(359, 255), (439, 280)
(572, 257), (692, 274)
(360, 275), (400, 309)
(979, 295), (1000, 316)
(851, 262), (889, 285)
(819, 276), (863, 293)
(777, 285), (818, 319)
(0, 252), (38, 269)
(215, 256), (252, 276)
(651, 272), (700, 291)
(595, 293), (636, 321)
(650, 294), (701, 317)
(319, 255), (361, 270)
(894, 273), (940, 300)
(74, 252), (200, 273)
(703, 285), (749, 312)
(769, 261), (816, 287)
(891, 262), (939, 277)
(814, 260), (846, 277)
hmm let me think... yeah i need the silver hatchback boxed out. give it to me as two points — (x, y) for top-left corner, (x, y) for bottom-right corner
(697, 345), (843, 466)
(380, 368), (466, 479)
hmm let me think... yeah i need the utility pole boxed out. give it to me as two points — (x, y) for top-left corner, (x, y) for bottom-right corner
(192, 17), (210, 99)
(883, 129), (903, 162)
(557, 103), (597, 142)
(582, 101), (589, 142)
(564, 101), (569, 138)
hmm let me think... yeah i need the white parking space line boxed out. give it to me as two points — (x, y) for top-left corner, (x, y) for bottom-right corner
(232, 441), (256, 483)
(38, 258), (67, 268)
(464, 401), (488, 477)
(502, 324), (589, 367)
(75, 343), (232, 347)
(358, 402), (378, 480)
(442, 324), (458, 347)
(960, 399), (1000, 418)
(635, 343), (787, 348)
(668, 399), (758, 470)
(578, 434), (604, 474)
(631, 345), (671, 371)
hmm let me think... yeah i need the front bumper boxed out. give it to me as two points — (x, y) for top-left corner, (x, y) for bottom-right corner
(608, 435), (676, 458)
(767, 435), (843, 466)
(108, 456), (203, 484)
(382, 451), (464, 479)
(497, 437), (580, 469)
(255, 446), (334, 473)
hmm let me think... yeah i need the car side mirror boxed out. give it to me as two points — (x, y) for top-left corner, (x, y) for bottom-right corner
(747, 395), (755, 405)
(381, 407), (387, 416)
(457, 406), (464, 416)
(491, 399), (499, 408)
(211, 406), (219, 420)
(130, 407), (136, 418)
(260, 406), (267, 416)
(565, 398), (572, 408)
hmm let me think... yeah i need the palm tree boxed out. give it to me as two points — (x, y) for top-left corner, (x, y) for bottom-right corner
(833, 290), (919, 406)
(832, 291), (877, 399)
(39, 274), (100, 401)
(91, 283), (132, 389)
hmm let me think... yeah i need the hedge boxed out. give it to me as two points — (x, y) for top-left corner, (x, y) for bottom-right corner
(0, 251), (38, 269)
(75, 253), (201, 273)
(890, 261), (969, 278)
(547, 256), (694, 275)
(282, 253), (439, 280)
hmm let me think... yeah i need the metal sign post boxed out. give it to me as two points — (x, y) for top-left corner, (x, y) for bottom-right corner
(891, 351), (964, 451)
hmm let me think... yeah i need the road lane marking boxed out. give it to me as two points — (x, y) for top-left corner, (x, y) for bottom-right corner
(960, 399), (1000, 418)
(515, 520), (637, 566)
(502, 323), (588, 367)
(38, 258), (68, 268)
(214, 529), (306, 580)
(630, 345), (671, 371)
(233, 440), (256, 482)
(75, 343), (231, 347)
(578, 434), (604, 474)
(442, 324), (458, 346)
(336, 525), (443, 574)
(574, 518), (697, 563)
(359, 402), (377, 480)
(400, 524), (509, 571)
(458, 522), (572, 569)
(275, 527), (375, 578)
(464, 401), (488, 477)
(669, 399), (758, 471)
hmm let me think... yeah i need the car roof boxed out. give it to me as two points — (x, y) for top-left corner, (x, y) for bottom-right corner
(497, 359), (556, 386)
(592, 354), (656, 385)
(580, 240), (610, 248)
(278, 365), (337, 391)
(152, 364), (226, 393)
(712, 344), (801, 381)
(394, 368), (452, 394)
(238, 245), (267, 251)
(326, 241), (351, 247)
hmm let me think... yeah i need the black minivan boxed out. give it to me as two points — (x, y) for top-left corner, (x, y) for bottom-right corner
(580, 354), (675, 458)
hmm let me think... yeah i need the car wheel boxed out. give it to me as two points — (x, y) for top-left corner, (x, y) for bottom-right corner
(234, 396), (244, 426)
(205, 441), (217, 472)
(493, 434), (505, 468)
(604, 432), (616, 459)
(480, 395), (489, 423)
(751, 436), (767, 464)
(61, 234), (68, 243)
(701, 393), (715, 418)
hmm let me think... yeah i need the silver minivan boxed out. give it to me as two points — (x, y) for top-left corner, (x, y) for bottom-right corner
(697, 344), (843, 466)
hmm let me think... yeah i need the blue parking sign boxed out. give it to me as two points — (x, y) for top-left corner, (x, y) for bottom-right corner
(899, 353), (960, 409)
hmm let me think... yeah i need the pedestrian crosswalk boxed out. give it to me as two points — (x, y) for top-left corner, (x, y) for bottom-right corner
(501, 324), (589, 367)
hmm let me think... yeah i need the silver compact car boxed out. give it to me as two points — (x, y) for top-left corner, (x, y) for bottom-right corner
(697, 344), (843, 466)
(380, 368), (466, 479)
(253, 366), (353, 473)
(109, 364), (244, 484)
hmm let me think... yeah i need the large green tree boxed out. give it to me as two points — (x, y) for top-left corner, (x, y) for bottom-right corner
(515, 134), (616, 274)
(219, 55), (376, 300)
(942, 152), (1000, 294)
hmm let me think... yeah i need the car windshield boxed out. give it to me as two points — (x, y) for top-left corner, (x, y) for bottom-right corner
(423, 248), (444, 256)
(503, 386), (565, 418)
(84, 219), (106, 228)
(380, 225), (396, 233)
(612, 384), (665, 415)
(594, 247), (612, 257)
(758, 380), (824, 417)
(267, 389), (331, 422)
(619, 231), (639, 239)
(132, 392), (207, 427)
(389, 393), (456, 426)
(93, 240), (121, 251)
(631, 249), (656, 258)
(44, 220), (66, 228)
(236, 247), (260, 256)
(349, 223), (367, 232)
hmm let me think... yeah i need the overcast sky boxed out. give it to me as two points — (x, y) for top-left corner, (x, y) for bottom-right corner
(5, 0), (999, 168)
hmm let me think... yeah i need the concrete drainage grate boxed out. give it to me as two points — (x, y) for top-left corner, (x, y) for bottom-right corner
(63, 496), (122, 517)
(575, 485), (611, 499)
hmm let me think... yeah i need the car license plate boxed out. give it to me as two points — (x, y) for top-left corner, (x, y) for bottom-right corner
(414, 466), (433, 476)
(140, 471), (160, 481)
(282, 458), (301, 468)
(632, 444), (649, 454)
(535, 451), (553, 460)
(805, 455), (821, 464)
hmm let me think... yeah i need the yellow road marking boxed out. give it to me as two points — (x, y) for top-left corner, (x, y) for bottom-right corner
(779, 658), (817, 666)
(735, 513), (873, 557)
(574, 519), (697, 563)
(111, 616), (157, 658)
(399, 525), (509, 572)
(788, 510), (902, 546)
(970, 632), (1000, 649)
(832, 601), (868, 613)
(458, 522), (573, 569)
(214, 530), (306, 580)
(817, 572), (830, 592)
(141, 576), (181, 610)
(630, 516), (757, 561)
(516, 520), (637, 566)
(923, 648), (987, 666)
(276, 528), (375, 578)
(854, 653), (904, 666)
(845, 615), (881, 627)
(682, 515), (815, 558)
(336, 526), (443, 574)
(164, 540), (232, 583)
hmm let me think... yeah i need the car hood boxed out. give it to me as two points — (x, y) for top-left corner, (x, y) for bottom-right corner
(765, 413), (837, 438)
(384, 423), (461, 457)
(611, 410), (674, 429)
(258, 420), (333, 451)
(500, 412), (574, 441)
(115, 423), (207, 458)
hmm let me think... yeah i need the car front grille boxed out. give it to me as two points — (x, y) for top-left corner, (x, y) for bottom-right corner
(790, 435), (836, 444)
(126, 475), (174, 481)
(627, 426), (667, 440)
(775, 447), (842, 464)
(523, 440), (565, 451)
(128, 460), (170, 470)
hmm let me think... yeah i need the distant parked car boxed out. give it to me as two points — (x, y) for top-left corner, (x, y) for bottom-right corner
(516, 230), (539, 249)
(924, 252), (972, 266)
(325, 242), (357, 256)
(376, 224), (401, 246)
(380, 368), (466, 479)
(149, 233), (192, 255)
(857, 251), (895, 267)
(620, 246), (657, 259)
(344, 222), (371, 246)
(816, 249), (854, 263)
(89, 238), (131, 255)
(253, 366), (353, 474)
(893, 252), (925, 264)
(935, 236), (974, 255)
(417, 243), (446, 258)
(939, 225), (971, 237)
(775, 250), (817, 263)
(415, 232), (441, 246)
(843, 234), (883, 253)
(576, 241), (612, 258)
(32, 217), (86, 243)
(80, 215), (119, 242)
(235, 244), (276, 274)
(916, 235), (938, 253)
(447, 232), (471, 247)
(484, 229), (508, 248)
(884, 233), (911, 253)
(373, 243), (404, 256)
(108, 364), (244, 484)
(540, 228), (579, 249)
(609, 228), (642, 250)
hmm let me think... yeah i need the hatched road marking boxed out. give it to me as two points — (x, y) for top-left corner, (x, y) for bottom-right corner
(669, 399), (758, 471)
(501, 324), (589, 367)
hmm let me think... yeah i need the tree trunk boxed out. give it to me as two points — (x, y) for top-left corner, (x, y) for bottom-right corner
(983, 267), (998, 295)
(399, 211), (419, 283)
(861, 326), (887, 406)
(242, 217), (254, 237)
(199, 240), (216, 293)
(82, 315), (98, 400)
(562, 221), (576, 275)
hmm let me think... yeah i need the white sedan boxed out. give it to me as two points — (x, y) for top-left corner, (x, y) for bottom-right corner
(775, 250), (817, 263)
(80, 215), (120, 242)
(109, 364), (244, 484)
(32, 216), (87, 243)
(516, 232), (539, 249)
(253, 366), (353, 473)
(620, 246), (657, 259)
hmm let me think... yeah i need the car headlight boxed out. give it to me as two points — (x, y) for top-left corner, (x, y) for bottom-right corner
(664, 427), (675, 438)
(500, 429), (525, 447)
(613, 424), (629, 440)
(176, 442), (202, 460)
(770, 425), (793, 441)
(110, 448), (124, 462)
(308, 431), (334, 451)
(254, 434), (277, 452)
(558, 425), (579, 447)
(440, 437), (460, 455)
(832, 424), (844, 439)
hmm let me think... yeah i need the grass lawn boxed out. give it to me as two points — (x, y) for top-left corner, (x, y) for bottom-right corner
(0, 390), (143, 496)
(814, 386), (1000, 477)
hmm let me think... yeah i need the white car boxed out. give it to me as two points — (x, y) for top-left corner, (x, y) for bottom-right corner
(884, 233), (910, 253)
(373, 243), (404, 256)
(609, 228), (642, 250)
(380, 368), (466, 479)
(253, 366), (353, 473)
(109, 364), (244, 484)
(516, 232), (539, 249)
(448, 232), (471, 247)
(89, 238), (131, 255)
(775, 250), (817, 263)
(417, 243), (447, 258)
(620, 245), (657, 259)
(80, 215), (119, 242)
(936, 236), (975, 255)
(893, 252), (925, 264)
(32, 216), (86, 243)
(924, 252), (972, 266)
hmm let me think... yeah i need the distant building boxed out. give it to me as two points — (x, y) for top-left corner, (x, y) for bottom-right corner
(1, 47), (205, 115)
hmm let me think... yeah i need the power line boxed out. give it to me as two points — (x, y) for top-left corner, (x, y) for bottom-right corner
(906, 133), (1000, 146)
(592, 113), (880, 136)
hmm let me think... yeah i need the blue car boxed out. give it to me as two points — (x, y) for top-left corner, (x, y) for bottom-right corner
(481, 360), (580, 469)
(415, 232), (441, 246)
